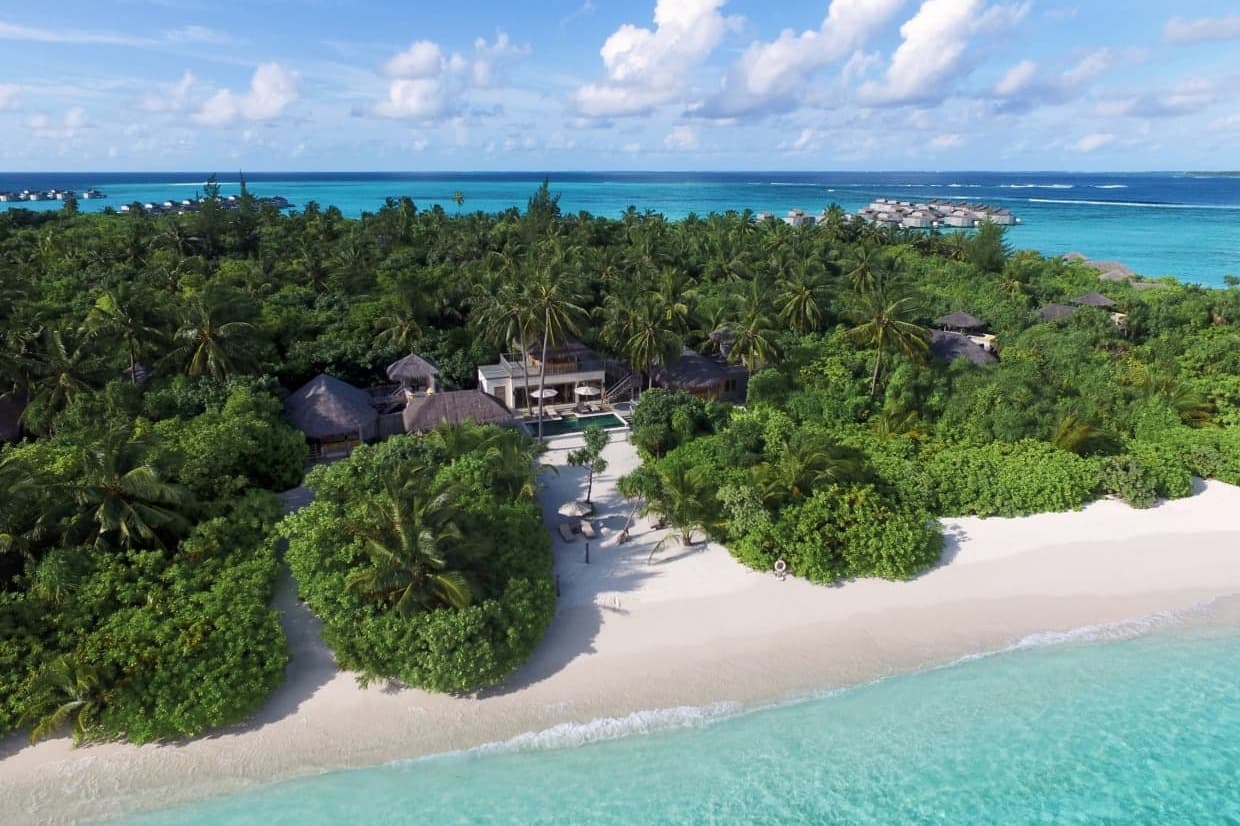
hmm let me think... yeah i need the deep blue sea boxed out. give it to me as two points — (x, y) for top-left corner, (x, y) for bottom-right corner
(120, 612), (1240, 825)
(2, 171), (1237, 286)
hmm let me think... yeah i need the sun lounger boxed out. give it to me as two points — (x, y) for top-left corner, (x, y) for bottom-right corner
(579, 520), (596, 539)
(558, 522), (577, 542)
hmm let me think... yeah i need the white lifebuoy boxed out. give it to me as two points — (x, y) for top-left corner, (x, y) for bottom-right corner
(774, 559), (787, 575)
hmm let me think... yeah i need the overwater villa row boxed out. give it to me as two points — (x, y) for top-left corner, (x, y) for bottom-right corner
(118, 194), (294, 216)
(0, 188), (105, 202)
(852, 199), (1021, 229)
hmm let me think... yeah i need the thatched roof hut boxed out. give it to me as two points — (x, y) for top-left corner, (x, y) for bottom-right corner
(930, 331), (998, 367)
(1084, 260), (1133, 277)
(934, 311), (986, 330)
(0, 393), (24, 442)
(284, 374), (378, 441)
(1063, 252), (1088, 262)
(653, 348), (749, 401)
(1039, 303), (1078, 322)
(1073, 292), (1117, 308)
(402, 390), (516, 434)
(386, 353), (439, 388)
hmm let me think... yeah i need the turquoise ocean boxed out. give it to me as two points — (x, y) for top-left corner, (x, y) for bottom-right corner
(123, 609), (1240, 825)
(2, 171), (1237, 286)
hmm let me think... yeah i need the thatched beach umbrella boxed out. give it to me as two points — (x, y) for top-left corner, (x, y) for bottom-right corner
(1073, 293), (1117, 308)
(558, 500), (593, 518)
(386, 353), (439, 388)
(933, 311), (985, 330)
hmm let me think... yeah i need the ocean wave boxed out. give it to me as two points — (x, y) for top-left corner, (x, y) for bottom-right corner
(1094, 184), (1128, 189)
(1028, 197), (1240, 210)
(1000, 184), (1075, 190)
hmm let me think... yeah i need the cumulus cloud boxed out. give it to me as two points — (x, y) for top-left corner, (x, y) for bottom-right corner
(371, 33), (527, 120)
(1093, 77), (1223, 119)
(141, 70), (196, 112)
(861, 0), (1029, 105)
(1163, 16), (1240, 44)
(193, 63), (299, 127)
(574, 0), (740, 118)
(663, 124), (699, 150)
(1072, 132), (1114, 153)
(0, 84), (19, 111)
(991, 47), (1133, 114)
(699, 0), (905, 118)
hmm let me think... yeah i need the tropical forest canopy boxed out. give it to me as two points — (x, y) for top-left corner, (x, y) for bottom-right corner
(1, 182), (1238, 741)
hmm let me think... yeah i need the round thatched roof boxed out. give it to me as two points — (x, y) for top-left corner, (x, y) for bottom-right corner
(1039, 303), (1078, 322)
(386, 353), (440, 384)
(1073, 292), (1117, 308)
(284, 374), (377, 439)
(934, 311), (985, 330)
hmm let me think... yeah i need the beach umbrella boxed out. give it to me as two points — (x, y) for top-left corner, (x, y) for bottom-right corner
(530, 388), (559, 399)
(574, 385), (601, 397)
(558, 500), (593, 517)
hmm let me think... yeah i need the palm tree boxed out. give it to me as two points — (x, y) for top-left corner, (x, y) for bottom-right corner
(846, 276), (930, 398)
(27, 328), (98, 429)
(166, 296), (254, 381)
(452, 190), (465, 214)
(1050, 412), (1116, 455)
(68, 433), (191, 550)
(346, 482), (472, 614)
(84, 285), (163, 384)
(374, 298), (423, 353)
(776, 258), (830, 334)
(21, 655), (111, 745)
(752, 432), (859, 505)
(472, 282), (535, 414)
(527, 270), (586, 440)
(727, 281), (780, 383)
(644, 461), (717, 562)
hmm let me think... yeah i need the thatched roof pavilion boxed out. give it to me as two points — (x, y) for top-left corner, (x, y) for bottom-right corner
(386, 353), (440, 388)
(402, 390), (516, 434)
(0, 393), (24, 442)
(1039, 303), (1078, 322)
(934, 311), (986, 331)
(1063, 252), (1088, 262)
(930, 331), (998, 366)
(653, 348), (749, 401)
(1073, 292), (1117, 308)
(284, 374), (378, 441)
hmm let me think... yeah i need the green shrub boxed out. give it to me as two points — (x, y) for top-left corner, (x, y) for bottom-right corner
(1095, 455), (1158, 508)
(927, 440), (1098, 517)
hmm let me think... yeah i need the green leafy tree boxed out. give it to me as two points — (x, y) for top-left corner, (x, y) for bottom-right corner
(567, 423), (610, 503)
(167, 296), (254, 381)
(20, 655), (110, 745)
(84, 285), (164, 384)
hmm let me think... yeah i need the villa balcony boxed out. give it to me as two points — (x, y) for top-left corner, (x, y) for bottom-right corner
(498, 352), (607, 380)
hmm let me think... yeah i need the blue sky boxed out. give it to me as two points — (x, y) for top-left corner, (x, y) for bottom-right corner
(0, 1), (1237, 171)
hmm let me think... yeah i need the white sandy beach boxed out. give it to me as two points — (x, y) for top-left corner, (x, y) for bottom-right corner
(4, 435), (1240, 824)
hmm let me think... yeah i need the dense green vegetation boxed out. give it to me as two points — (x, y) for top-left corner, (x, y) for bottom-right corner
(280, 426), (554, 693)
(1, 182), (1237, 738)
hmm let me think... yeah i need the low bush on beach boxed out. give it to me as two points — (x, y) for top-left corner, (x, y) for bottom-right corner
(281, 427), (555, 693)
(926, 440), (1099, 517)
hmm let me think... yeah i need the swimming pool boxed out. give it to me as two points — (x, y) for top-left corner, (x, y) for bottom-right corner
(531, 413), (628, 438)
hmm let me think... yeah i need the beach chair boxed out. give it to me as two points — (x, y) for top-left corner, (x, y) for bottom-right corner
(558, 522), (577, 542)
(579, 520), (597, 540)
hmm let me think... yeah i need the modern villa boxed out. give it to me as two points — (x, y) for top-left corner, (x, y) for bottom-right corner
(476, 337), (611, 412)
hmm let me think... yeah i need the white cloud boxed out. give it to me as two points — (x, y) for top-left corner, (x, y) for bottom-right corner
(1164, 16), (1240, 44)
(0, 84), (19, 111)
(663, 124), (699, 150)
(930, 133), (962, 148)
(1073, 132), (1114, 153)
(161, 25), (230, 45)
(994, 59), (1036, 96)
(371, 32), (527, 120)
(193, 63), (299, 127)
(141, 70), (196, 112)
(25, 113), (49, 129)
(862, 0), (1029, 105)
(700, 0), (905, 117)
(0, 19), (143, 46)
(574, 0), (739, 118)
(63, 107), (89, 129)
(1093, 77), (1223, 119)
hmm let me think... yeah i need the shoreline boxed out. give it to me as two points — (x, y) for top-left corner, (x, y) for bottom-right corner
(4, 442), (1240, 824)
